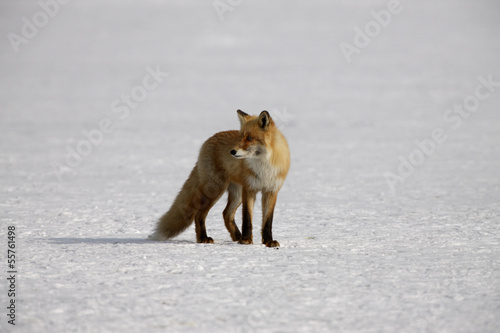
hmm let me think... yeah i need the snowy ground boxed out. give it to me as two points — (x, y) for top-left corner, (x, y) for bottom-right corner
(1, 1), (499, 332)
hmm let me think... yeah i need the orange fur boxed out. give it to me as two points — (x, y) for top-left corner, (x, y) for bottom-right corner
(149, 110), (290, 247)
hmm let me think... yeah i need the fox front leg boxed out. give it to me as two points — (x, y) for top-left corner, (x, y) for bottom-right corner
(261, 191), (280, 248)
(239, 188), (256, 244)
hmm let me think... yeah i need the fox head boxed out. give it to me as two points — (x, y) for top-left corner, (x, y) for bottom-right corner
(230, 110), (274, 159)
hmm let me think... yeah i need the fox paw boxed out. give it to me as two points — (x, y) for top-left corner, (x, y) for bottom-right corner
(238, 238), (253, 245)
(264, 240), (280, 248)
(198, 237), (214, 244)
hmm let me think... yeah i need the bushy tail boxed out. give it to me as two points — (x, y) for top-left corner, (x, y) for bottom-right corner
(148, 166), (200, 241)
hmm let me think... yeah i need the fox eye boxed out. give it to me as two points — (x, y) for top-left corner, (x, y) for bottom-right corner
(246, 136), (254, 141)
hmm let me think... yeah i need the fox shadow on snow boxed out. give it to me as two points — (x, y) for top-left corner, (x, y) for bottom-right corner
(48, 237), (237, 245)
(48, 237), (196, 245)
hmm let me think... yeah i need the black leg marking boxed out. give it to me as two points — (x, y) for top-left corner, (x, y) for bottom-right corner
(262, 211), (274, 244)
(239, 203), (253, 244)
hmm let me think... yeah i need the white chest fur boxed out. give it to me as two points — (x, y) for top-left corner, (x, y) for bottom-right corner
(245, 155), (284, 192)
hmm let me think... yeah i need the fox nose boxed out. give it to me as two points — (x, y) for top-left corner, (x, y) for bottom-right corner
(230, 149), (237, 156)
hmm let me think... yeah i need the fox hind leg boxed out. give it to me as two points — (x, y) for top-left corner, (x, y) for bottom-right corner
(194, 179), (227, 244)
(223, 182), (242, 241)
(194, 193), (214, 243)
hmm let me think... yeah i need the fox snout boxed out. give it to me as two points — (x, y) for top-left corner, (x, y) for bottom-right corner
(230, 148), (248, 159)
(230, 145), (264, 159)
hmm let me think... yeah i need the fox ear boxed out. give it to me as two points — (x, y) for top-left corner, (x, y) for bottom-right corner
(258, 111), (271, 130)
(237, 109), (249, 127)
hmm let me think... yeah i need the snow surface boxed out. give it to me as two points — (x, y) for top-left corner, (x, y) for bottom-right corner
(1, 1), (499, 332)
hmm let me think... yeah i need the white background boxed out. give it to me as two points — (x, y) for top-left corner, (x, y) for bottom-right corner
(1, 1), (499, 332)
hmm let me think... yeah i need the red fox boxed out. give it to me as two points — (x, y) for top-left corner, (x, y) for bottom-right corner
(149, 110), (290, 247)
